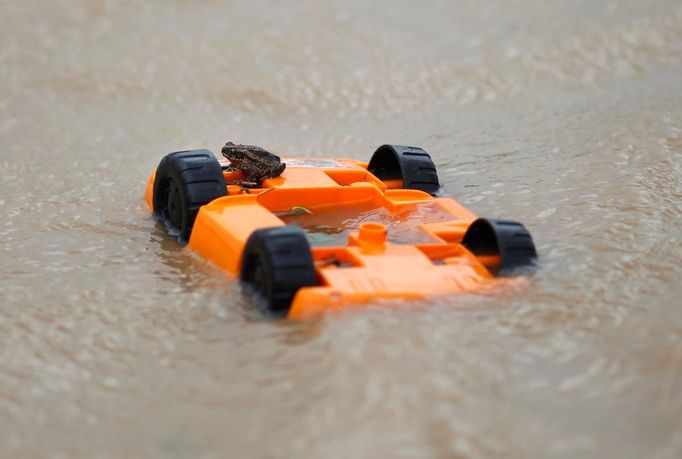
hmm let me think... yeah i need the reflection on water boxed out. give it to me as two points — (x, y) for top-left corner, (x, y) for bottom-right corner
(282, 201), (451, 246)
(1, 0), (682, 458)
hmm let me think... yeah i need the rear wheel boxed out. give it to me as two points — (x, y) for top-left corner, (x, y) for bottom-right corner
(368, 144), (442, 196)
(462, 218), (537, 275)
(152, 149), (227, 243)
(240, 226), (318, 317)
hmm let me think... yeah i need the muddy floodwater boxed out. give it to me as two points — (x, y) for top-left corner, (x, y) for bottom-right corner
(1, 1), (682, 457)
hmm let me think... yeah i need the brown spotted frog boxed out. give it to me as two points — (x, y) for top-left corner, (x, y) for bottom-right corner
(221, 141), (286, 186)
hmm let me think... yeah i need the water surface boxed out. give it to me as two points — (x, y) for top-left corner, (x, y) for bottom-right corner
(1, 1), (682, 457)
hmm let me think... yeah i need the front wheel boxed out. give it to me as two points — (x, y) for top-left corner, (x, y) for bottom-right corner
(152, 149), (227, 243)
(240, 226), (318, 317)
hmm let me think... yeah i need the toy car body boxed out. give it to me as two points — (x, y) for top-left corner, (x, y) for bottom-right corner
(145, 145), (537, 318)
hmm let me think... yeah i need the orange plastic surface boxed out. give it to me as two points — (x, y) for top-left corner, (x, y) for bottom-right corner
(146, 157), (498, 318)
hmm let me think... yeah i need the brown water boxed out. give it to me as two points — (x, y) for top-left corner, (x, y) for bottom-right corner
(1, 1), (682, 457)
(280, 201), (452, 246)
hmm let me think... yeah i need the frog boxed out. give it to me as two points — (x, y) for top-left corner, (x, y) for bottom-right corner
(221, 141), (286, 186)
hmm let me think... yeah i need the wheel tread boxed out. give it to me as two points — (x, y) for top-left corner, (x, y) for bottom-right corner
(152, 149), (227, 243)
(240, 226), (318, 316)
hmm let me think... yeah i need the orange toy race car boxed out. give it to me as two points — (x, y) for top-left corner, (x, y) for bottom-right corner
(144, 145), (537, 318)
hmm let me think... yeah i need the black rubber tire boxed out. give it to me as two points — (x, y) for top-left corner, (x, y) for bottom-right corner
(368, 144), (442, 196)
(240, 226), (318, 317)
(462, 218), (537, 275)
(152, 149), (227, 243)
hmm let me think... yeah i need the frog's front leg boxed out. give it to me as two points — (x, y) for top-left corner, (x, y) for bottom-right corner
(223, 163), (238, 171)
